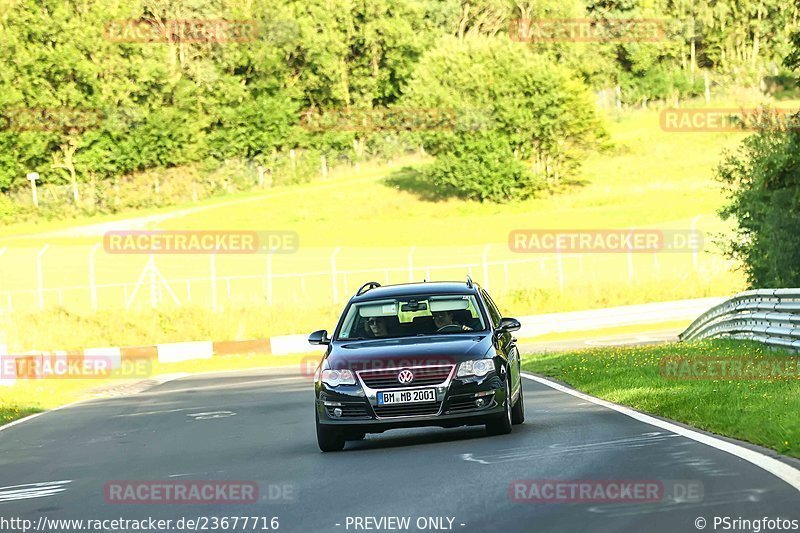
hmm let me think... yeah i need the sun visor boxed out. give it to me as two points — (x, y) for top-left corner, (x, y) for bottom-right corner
(359, 301), (398, 317)
(429, 297), (470, 312)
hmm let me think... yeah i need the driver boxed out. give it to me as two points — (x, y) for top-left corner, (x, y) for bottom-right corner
(432, 310), (473, 331)
(366, 316), (390, 337)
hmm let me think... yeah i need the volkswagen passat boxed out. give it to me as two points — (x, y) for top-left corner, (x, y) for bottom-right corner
(308, 278), (524, 451)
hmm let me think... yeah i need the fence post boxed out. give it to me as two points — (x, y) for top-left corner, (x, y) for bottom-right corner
(37, 244), (49, 310)
(482, 244), (491, 289)
(408, 246), (415, 283)
(691, 215), (701, 270)
(556, 249), (564, 292)
(321, 155), (328, 178)
(0, 247), (6, 312)
(89, 243), (100, 311)
(148, 255), (158, 308)
(627, 227), (635, 284)
(331, 247), (341, 303)
(266, 253), (273, 305)
(257, 165), (265, 188)
(210, 253), (217, 312)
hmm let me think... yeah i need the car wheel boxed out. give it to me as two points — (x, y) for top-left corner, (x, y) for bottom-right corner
(316, 410), (345, 452)
(486, 372), (513, 436)
(511, 377), (525, 425)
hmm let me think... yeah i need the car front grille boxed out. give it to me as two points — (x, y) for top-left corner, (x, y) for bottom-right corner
(358, 365), (454, 389)
(373, 402), (442, 418)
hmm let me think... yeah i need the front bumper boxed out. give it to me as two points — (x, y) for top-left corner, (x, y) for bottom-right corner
(316, 371), (506, 432)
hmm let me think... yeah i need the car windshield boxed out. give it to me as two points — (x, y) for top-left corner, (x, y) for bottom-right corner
(337, 294), (486, 339)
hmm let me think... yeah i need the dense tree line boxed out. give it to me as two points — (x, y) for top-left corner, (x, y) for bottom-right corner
(0, 0), (797, 212)
(717, 31), (800, 288)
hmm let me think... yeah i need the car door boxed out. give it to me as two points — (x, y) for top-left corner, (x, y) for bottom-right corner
(482, 290), (520, 399)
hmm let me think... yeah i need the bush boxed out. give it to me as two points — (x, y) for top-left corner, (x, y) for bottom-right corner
(717, 119), (800, 287)
(422, 132), (540, 202)
(403, 36), (605, 201)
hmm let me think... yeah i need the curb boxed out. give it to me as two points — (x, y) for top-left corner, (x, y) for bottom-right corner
(0, 335), (325, 385)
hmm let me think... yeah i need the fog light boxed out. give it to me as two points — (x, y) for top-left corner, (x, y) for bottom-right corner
(333, 407), (343, 418)
(475, 398), (485, 408)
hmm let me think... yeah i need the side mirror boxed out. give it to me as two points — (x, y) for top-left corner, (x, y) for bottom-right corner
(308, 329), (330, 345)
(496, 317), (521, 333)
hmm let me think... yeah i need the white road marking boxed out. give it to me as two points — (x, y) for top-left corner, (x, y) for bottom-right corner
(461, 432), (679, 465)
(187, 411), (236, 420)
(0, 480), (71, 503)
(521, 372), (800, 492)
(114, 406), (221, 417)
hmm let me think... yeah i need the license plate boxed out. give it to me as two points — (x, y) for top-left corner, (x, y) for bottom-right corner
(377, 389), (436, 405)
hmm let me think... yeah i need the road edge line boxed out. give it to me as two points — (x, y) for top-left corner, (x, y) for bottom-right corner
(521, 371), (800, 492)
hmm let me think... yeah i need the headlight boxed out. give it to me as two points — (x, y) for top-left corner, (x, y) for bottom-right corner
(321, 369), (356, 387)
(457, 359), (494, 378)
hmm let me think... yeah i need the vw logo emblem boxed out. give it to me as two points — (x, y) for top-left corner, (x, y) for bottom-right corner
(397, 369), (414, 384)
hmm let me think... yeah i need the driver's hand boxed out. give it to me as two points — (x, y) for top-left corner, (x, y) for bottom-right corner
(461, 325), (472, 331)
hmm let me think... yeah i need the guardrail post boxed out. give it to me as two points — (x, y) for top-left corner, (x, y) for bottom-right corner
(37, 244), (49, 310)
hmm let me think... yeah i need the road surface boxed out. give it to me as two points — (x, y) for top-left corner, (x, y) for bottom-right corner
(0, 367), (798, 533)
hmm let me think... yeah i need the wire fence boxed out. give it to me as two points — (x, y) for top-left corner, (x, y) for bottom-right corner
(0, 239), (735, 315)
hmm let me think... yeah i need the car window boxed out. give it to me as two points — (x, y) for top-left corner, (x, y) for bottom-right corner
(337, 294), (486, 339)
(482, 290), (502, 327)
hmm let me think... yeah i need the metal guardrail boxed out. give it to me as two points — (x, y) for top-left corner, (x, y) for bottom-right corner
(679, 289), (800, 352)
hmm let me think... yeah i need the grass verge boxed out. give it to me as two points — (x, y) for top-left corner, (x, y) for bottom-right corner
(521, 339), (800, 458)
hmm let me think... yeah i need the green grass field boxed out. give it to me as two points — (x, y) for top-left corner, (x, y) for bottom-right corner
(4, 99), (794, 350)
(522, 339), (800, 458)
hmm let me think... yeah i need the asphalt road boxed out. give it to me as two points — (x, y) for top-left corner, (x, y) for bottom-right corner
(0, 367), (798, 533)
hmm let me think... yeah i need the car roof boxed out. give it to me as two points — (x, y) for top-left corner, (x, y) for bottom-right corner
(351, 281), (481, 302)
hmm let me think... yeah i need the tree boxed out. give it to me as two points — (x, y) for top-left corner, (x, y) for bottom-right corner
(403, 36), (605, 201)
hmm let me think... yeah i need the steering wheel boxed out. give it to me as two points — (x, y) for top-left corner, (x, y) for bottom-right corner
(436, 324), (467, 333)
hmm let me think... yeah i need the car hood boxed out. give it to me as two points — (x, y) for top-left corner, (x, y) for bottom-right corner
(327, 334), (494, 371)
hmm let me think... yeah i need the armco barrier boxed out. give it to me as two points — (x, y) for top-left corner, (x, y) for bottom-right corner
(679, 289), (800, 352)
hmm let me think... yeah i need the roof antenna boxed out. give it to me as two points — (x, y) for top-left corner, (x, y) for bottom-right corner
(466, 275), (473, 288)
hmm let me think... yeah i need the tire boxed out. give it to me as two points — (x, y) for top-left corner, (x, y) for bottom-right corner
(486, 372), (513, 436)
(511, 377), (525, 425)
(316, 410), (345, 452)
